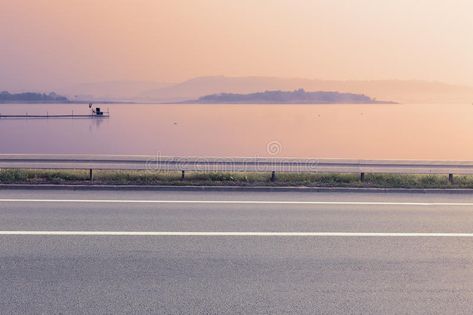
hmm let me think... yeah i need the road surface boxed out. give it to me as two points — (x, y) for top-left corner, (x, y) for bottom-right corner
(1, 189), (473, 314)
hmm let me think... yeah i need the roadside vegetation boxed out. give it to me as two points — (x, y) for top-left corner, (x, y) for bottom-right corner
(0, 169), (473, 189)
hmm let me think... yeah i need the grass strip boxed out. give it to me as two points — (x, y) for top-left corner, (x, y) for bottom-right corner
(0, 169), (470, 188)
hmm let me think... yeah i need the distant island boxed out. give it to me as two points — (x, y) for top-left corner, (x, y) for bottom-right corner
(186, 89), (396, 104)
(0, 91), (69, 103)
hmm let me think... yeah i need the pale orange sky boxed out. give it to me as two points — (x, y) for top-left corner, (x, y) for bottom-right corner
(1, 0), (473, 90)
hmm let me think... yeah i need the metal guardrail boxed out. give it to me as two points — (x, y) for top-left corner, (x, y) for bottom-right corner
(0, 154), (473, 182)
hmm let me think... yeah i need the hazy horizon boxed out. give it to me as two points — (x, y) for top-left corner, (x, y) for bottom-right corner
(4, 75), (473, 104)
(5, 75), (473, 94)
(2, 0), (473, 91)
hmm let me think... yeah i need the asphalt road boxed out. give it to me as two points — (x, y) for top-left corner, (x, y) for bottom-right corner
(1, 189), (473, 314)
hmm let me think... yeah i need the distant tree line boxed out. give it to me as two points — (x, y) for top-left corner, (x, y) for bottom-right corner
(194, 89), (394, 104)
(0, 91), (69, 103)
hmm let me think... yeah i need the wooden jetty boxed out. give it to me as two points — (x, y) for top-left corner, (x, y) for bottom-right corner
(0, 113), (110, 119)
(0, 105), (110, 119)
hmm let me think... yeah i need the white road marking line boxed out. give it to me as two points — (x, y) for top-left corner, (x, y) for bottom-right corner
(0, 231), (472, 237)
(0, 199), (473, 206)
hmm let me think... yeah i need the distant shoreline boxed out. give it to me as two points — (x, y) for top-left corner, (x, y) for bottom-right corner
(181, 89), (397, 105)
(0, 91), (136, 105)
(0, 100), (135, 105)
(0, 89), (398, 105)
(177, 101), (398, 105)
(0, 101), (399, 105)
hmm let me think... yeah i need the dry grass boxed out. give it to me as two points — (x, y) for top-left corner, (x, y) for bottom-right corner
(0, 169), (471, 188)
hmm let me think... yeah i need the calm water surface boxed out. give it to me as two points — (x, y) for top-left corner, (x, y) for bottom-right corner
(1, 103), (472, 160)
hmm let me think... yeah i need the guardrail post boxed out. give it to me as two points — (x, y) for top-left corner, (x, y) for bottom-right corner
(271, 171), (276, 182)
(181, 170), (185, 180)
(89, 169), (93, 181)
(360, 172), (365, 182)
(449, 173), (454, 184)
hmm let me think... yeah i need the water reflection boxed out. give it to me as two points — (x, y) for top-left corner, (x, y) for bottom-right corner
(0, 103), (473, 160)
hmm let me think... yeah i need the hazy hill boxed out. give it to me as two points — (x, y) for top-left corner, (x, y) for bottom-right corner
(58, 81), (172, 102)
(51, 76), (473, 104)
(189, 89), (394, 104)
(139, 76), (473, 104)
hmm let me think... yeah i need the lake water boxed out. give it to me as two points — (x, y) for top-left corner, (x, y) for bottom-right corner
(1, 103), (472, 160)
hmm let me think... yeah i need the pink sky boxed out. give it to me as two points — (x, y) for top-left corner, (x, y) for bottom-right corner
(1, 0), (473, 90)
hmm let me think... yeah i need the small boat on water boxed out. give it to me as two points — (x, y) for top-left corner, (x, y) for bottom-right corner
(0, 103), (110, 119)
